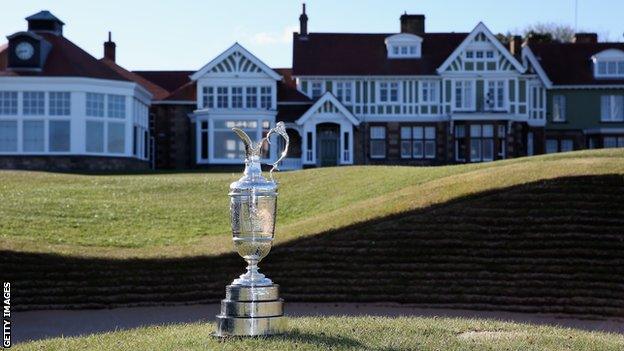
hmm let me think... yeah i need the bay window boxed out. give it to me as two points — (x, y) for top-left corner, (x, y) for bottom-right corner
(370, 126), (386, 158)
(23, 120), (44, 152)
(49, 120), (70, 152)
(23, 91), (45, 115)
(552, 95), (566, 122)
(454, 80), (474, 110)
(49, 92), (70, 116)
(470, 124), (494, 162)
(0, 121), (17, 152)
(0, 92), (18, 115)
(210, 120), (269, 161)
(401, 126), (435, 159)
(601, 95), (624, 121)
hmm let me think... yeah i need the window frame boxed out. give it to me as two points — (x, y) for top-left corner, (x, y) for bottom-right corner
(552, 95), (566, 122)
(369, 126), (386, 159)
(601, 95), (624, 122)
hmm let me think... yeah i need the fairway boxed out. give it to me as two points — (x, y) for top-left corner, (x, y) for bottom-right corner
(13, 316), (624, 351)
(1, 149), (623, 258)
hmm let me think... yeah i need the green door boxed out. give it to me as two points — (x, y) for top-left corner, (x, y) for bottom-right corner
(318, 130), (338, 166)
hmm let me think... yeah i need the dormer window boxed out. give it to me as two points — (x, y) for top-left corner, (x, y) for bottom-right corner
(592, 49), (624, 79)
(385, 33), (423, 59)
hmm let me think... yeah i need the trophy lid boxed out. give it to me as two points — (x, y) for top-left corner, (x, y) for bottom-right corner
(229, 155), (277, 196)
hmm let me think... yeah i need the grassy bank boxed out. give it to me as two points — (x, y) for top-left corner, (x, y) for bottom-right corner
(14, 316), (624, 351)
(1, 149), (623, 258)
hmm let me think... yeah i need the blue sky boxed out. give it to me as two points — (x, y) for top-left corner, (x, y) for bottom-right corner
(2, 0), (623, 70)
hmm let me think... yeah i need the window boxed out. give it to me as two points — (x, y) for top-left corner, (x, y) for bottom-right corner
(485, 80), (505, 110)
(604, 136), (624, 148)
(232, 87), (243, 108)
(49, 92), (70, 116)
(86, 121), (104, 153)
(311, 82), (323, 98)
(86, 93), (105, 117)
(552, 95), (566, 122)
(401, 126), (435, 159)
(107, 122), (125, 153)
(0, 92), (17, 115)
(370, 126), (386, 158)
(217, 87), (228, 108)
(466, 51), (474, 59)
(546, 139), (558, 154)
(386, 40), (422, 58)
(0, 121), (17, 152)
(306, 131), (313, 161)
(595, 59), (624, 78)
(202, 87), (214, 108)
(470, 124), (494, 162)
(601, 95), (624, 121)
(455, 125), (467, 161)
(260, 86), (272, 109)
(379, 82), (399, 103)
(527, 132), (534, 156)
(49, 120), (70, 152)
(421, 81), (437, 103)
(23, 91), (45, 115)
(560, 139), (574, 152)
(23, 120), (44, 152)
(335, 82), (352, 103)
(213, 120), (259, 159)
(107, 94), (125, 118)
(497, 125), (506, 158)
(455, 80), (473, 110)
(246, 87), (258, 108)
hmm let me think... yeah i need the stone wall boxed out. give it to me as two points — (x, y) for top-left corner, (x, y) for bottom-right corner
(0, 156), (149, 172)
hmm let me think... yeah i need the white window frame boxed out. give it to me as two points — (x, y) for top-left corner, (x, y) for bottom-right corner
(49, 92), (71, 116)
(454, 80), (474, 111)
(369, 126), (386, 159)
(420, 81), (438, 104)
(334, 81), (353, 104)
(377, 82), (400, 104)
(552, 95), (566, 122)
(601, 95), (624, 122)
(0, 91), (18, 116)
(310, 82), (323, 98)
(484, 80), (506, 111)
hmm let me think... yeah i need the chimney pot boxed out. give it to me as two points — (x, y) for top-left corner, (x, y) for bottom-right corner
(104, 31), (116, 62)
(299, 3), (308, 36)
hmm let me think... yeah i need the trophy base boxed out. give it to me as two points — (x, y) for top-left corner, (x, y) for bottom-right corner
(214, 284), (287, 337)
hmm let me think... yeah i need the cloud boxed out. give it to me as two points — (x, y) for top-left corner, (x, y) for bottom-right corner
(251, 25), (298, 45)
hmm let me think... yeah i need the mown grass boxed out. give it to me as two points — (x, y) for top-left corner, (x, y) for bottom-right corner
(14, 316), (624, 351)
(1, 149), (623, 258)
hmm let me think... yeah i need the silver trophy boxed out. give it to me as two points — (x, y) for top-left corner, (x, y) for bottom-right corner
(215, 121), (289, 337)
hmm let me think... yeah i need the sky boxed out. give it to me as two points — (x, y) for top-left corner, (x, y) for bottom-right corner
(2, 0), (623, 71)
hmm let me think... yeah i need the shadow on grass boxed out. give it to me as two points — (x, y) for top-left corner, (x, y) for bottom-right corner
(2, 175), (624, 318)
(261, 329), (365, 349)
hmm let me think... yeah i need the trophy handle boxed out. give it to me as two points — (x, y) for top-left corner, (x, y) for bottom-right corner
(266, 122), (289, 181)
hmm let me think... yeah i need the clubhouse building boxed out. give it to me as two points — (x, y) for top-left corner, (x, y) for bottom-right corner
(1, 8), (623, 170)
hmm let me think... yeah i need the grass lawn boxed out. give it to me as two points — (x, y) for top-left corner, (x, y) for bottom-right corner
(14, 316), (624, 350)
(1, 149), (624, 258)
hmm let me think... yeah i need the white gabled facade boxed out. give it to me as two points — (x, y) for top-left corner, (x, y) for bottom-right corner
(189, 43), (282, 165)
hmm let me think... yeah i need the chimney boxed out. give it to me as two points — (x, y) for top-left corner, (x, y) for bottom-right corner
(573, 32), (598, 44)
(299, 3), (308, 36)
(509, 35), (522, 56)
(400, 13), (425, 36)
(104, 31), (116, 62)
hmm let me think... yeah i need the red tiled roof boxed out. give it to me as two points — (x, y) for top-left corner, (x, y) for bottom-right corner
(0, 33), (129, 81)
(164, 81), (196, 101)
(132, 70), (193, 92)
(100, 58), (169, 99)
(276, 103), (311, 123)
(293, 32), (468, 76)
(529, 42), (624, 85)
(274, 68), (311, 102)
